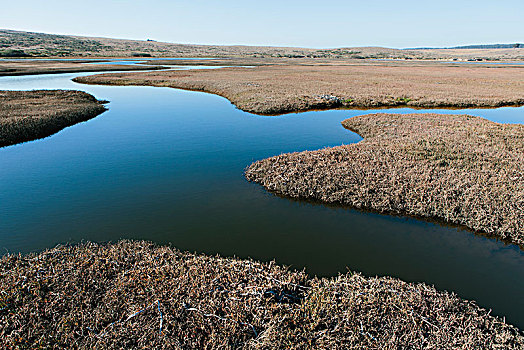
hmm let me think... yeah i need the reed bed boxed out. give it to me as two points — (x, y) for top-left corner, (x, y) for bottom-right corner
(246, 113), (524, 247)
(74, 64), (524, 114)
(1, 240), (522, 349)
(0, 90), (107, 147)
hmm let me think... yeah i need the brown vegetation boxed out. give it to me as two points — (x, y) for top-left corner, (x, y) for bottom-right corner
(0, 90), (107, 147)
(246, 113), (524, 247)
(1, 240), (522, 349)
(74, 64), (524, 114)
(143, 56), (524, 68)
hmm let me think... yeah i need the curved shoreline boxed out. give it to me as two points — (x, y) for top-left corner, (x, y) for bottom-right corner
(73, 64), (524, 115)
(1, 240), (522, 348)
(246, 113), (524, 247)
(0, 90), (107, 147)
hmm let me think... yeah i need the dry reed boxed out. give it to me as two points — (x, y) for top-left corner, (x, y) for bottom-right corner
(246, 113), (524, 246)
(1, 240), (522, 349)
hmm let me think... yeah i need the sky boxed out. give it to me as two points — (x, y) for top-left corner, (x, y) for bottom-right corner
(1, 0), (523, 48)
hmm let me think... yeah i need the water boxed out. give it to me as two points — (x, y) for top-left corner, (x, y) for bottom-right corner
(84, 58), (221, 66)
(1, 72), (523, 328)
(373, 58), (524, 66)
(443, 61), (524, 65)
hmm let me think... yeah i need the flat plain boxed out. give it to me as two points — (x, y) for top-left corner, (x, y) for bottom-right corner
(75, 63), (524, 114)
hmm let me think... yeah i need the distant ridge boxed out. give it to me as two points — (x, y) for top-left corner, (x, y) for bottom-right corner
(408, 43), (523, 50)
(1, 29), (523, 60)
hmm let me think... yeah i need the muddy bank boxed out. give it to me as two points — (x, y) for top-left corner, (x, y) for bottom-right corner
(246, 113), (524, 247)
(1, 240), (522, 349)
(0, 90), (107, 147)
(74, 64), (524, 114)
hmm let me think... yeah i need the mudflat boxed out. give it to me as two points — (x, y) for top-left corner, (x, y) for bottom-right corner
(246, 113), (524, 246)
(74, 63), (524, 114)
(1, 240), (522, 349)
(0, 90), (107, 147)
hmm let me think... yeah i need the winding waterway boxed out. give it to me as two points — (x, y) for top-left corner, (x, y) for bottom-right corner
(1, 71), (523, 328)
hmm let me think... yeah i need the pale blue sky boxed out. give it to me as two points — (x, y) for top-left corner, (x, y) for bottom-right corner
(2, 0), (522, 48)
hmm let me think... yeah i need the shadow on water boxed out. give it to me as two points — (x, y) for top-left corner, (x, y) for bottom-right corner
(0, 71), (523, 328)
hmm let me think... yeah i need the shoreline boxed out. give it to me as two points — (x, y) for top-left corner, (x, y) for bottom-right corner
(73, 63), (524, 115)
(0, 60), (166, 77)
(73, 75), (524, 117)
(246, 113), (524, 247)
(0, 90), (107, 147)
(1, 240), (522, 348)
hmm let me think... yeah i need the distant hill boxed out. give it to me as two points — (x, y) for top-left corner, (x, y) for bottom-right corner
(0, 29), (423, 59)
(409, 43), (523, 50)
(0, 29), (523, 61)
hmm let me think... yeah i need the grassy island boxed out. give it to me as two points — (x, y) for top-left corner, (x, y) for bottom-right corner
(0, 90), (107, 147)
(246, 113), (524, 247)
(74, 64), (524, 114)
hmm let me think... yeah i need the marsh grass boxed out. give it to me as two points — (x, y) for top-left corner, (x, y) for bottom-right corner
(1, 240), (522, 349)
(74, 64), (524, 114)
(246, 113), (524, 247)
(0, 90), (107, 147)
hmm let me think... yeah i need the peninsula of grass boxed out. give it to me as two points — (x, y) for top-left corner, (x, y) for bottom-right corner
(73, 64), (524, 114)
(1, 240), (522, 349)
(246, 113), (524, 247)
(0, 90), (107, 147)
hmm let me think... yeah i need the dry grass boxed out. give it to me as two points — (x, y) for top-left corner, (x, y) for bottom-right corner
(1, 240), (522, 349)
(143, 56), (524, 68)
(74, 64), (524, 114)
(0, 90), (107, 147)
(246, 113), (524, 247)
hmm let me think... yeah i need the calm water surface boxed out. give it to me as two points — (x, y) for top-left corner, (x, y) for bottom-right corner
(1, 72), (523, 327)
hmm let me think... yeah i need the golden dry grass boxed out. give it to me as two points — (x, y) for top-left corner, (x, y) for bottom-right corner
(74, 64), (524, 114)
(0, 90), (107, 147)
(1, 240), (522, 349)
(246, 113), (524, 246)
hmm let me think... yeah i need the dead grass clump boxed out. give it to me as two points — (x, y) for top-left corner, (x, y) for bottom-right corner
(0, 90), (107, 147)
(246, 113), (524, 246)
(0, 241), (522, 349)
(74, 64), (524, 114)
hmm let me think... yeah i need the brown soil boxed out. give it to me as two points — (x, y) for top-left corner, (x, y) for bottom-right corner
(73, 64), (524, 114)
(0, 90), (107, 147)
(246, 113), (524, 247)
(1, 240), (522, 349)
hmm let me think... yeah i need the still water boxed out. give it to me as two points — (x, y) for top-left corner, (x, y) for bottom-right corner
(0, 72), (523, 327)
